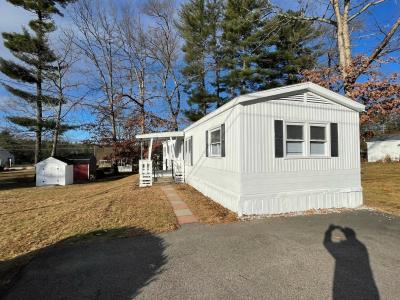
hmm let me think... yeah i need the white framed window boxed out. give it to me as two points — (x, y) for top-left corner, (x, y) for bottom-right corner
(310, 124), (327, 156)
(286, 123), (304, 156)
(209, 127), (221, 157)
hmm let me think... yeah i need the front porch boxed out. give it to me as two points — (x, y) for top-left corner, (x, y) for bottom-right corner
(136, 131), (185, 187)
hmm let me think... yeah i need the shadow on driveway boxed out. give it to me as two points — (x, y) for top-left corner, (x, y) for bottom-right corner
(1, 228), (167, 299)
(324, 225), (380, 300)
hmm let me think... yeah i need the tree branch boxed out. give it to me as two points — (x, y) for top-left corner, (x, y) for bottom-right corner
(276, 12), (337, 26)
(355, 17), (400, 79)
(348, 0), (385, 22)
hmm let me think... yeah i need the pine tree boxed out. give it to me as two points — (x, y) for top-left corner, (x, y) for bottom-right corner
(178, 0), (225, 122)
(262, 11), (322, 85)
(178, 0), (212, 121)
(0, 0), (75, 163)
(206, 0), (224, 108)
(220, 0), (272, 98)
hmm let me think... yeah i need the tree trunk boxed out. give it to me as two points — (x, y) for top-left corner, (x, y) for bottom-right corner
(35, 68), (43, 164)
(35, 11), (44, 164)
(171, 113), (178, 131)
(342, 0), (354, 96)
(51, 87), (63, 157)
(331, 0), (347, 81)
(139, 78), (146, 134)
(215, 62), (222, 107)
(140, 104), (145, 134)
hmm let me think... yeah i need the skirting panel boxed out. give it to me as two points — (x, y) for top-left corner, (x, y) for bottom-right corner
(239, 188), (363, 216)
(187, 177), (240, 213)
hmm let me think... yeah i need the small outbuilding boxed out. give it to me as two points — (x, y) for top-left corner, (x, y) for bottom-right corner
(36, 157), (73, 186)
(367, 134), (400, 162)
(66, 155), (97, 182)
(0, 147), (15, 168)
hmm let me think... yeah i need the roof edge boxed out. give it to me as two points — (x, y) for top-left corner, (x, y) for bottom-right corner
(184, 82), (365, 132)
(136, 131), (184, 140)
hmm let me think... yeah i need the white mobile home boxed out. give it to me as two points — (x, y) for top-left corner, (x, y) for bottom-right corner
(137, 82), (365, 216)
(366, 135), (400, 162)
(36, 157), (74, 186)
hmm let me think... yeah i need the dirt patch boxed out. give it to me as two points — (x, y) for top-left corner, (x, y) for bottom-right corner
(175, 184), (238, 224)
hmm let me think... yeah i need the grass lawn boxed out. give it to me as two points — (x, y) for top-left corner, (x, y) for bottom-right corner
(176, 184), (237, 224)
(0, 172), (178, 262)
(361, 162), (400, 216)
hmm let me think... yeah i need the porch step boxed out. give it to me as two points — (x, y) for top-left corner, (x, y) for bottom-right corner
(154, 177), (174, 184)
(174, 173), (184, 183)
(139, 174), (153, 187)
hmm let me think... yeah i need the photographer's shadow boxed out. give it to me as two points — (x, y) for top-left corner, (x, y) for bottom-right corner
(324, 225), (379, 300)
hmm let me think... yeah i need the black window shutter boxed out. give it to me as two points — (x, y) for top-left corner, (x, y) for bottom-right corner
(331, 123), (338, 157)
(205, 130), (208, 157)
(190, 137), (193, 166)
(274, 120), (284, 158)
(221, 124), (225, 157)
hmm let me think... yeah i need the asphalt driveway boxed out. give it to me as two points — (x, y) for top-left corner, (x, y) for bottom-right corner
(3, 210), (400, 299)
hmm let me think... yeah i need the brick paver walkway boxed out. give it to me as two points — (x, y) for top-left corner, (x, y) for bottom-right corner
(161, 185), (198, 225)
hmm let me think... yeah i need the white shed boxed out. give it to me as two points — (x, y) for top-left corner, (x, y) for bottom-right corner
(366, 135), (400, 162)
(0, 147), (15, 168)
(137, 82), (365, 216)
(36, 157), (73, 187)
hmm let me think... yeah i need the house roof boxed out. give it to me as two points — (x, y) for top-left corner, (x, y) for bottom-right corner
(134, 82), (365, 140)
(36, 156), (72, 165)
(183, 82), (365, 132)
(136, 131), (184, 140)
(367, 134), (400, 142)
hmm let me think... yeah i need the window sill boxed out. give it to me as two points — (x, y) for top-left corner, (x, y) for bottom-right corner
(208, 156), (223, 159)
(283, 156), (332, 160)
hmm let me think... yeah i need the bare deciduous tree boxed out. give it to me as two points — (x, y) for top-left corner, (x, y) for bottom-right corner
(276, 0), (400, 95)
(144, 0), (182, 131)
(69, 0), (124, 148)
(46, 33), (82, 156)
(117, 9), (155, 134)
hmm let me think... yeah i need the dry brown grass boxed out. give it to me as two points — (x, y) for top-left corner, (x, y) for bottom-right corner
(175, 184), (238, 224)
(0, 173), (178, 262)
(362, 162), (400, 216)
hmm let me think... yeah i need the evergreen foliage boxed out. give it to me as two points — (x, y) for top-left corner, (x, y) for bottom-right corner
(262, 11), (322, 85)
(0, 0), (75, 163)
(220, 0), (272, 97)
(178, 0), (226, 121)
(178, 1), (322, 121)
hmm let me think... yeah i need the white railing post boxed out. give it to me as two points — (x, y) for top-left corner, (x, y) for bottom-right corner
(173, 159), (184, 183)
(139, 159), (153, 187)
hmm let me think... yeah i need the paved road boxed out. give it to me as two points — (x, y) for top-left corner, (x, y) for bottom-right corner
(3, 210), (400, 299)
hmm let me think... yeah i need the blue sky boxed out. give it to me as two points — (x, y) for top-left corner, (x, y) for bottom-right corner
(0, 0), (399, 141)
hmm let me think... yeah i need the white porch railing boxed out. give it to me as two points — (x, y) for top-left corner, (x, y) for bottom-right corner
(173, 160), (184, 183)
(139, 159), (153, 187)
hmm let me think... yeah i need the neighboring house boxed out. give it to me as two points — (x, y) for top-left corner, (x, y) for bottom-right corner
(136, 82), (365, 216)
(367, 135), (400, 162)
(0, 147), (15, 168)
(36, 157), (74, 186)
